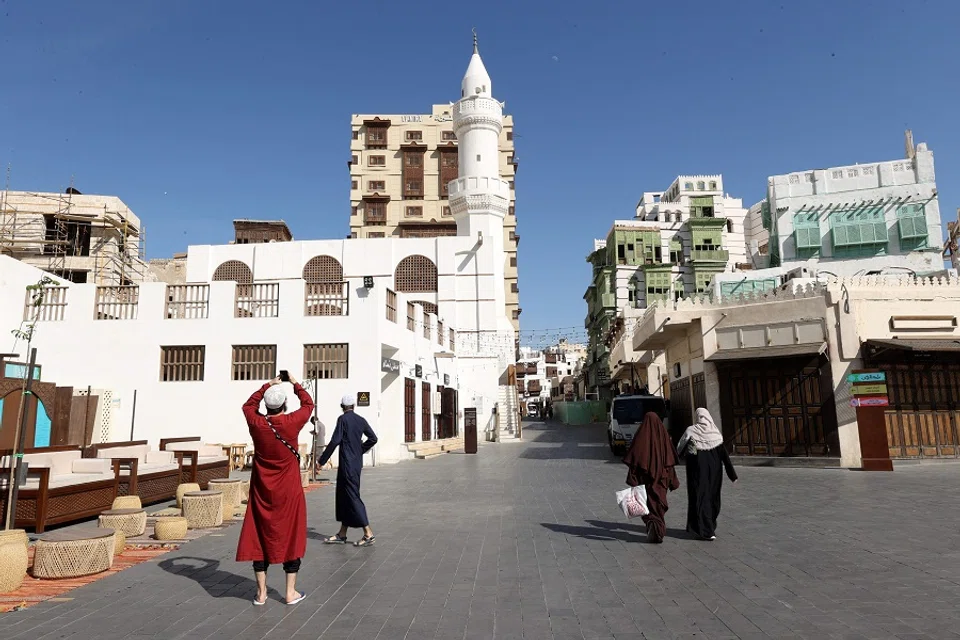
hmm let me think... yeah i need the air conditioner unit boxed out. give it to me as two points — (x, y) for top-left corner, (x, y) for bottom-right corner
(783, 266), (812, 281)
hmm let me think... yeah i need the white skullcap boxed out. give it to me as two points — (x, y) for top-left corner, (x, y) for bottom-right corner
(264, 386), (287, 410)
(341, 392), (356, 407)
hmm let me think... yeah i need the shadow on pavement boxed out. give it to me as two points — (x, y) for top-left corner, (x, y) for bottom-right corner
(158, 556), (264, 602)
(540, 521), (648, 543)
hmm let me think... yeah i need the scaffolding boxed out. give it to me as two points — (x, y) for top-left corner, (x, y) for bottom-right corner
(0, 180), (147, 285)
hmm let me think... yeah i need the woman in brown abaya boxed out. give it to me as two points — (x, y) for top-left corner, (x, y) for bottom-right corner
(622, 412), (680, 543)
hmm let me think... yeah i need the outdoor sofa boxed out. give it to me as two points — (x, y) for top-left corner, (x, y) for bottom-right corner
(0, 445), (122, 533)
(159, 437), (230, 488)
(86, 440), (183, 505)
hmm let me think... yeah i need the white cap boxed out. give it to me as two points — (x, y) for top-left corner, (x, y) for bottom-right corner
(341, 392), (356, 407)
(264, 386), (287, 410)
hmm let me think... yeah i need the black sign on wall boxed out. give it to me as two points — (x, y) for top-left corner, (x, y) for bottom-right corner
(443, 374), (450, 385)
(357, 391), (370, 407)
(415, 365), (423, 378)
(381, 357), (400, 374)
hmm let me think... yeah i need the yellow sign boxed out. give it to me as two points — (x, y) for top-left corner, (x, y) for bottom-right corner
(357, 391), (370, 407)
(853, 384), (887, 396)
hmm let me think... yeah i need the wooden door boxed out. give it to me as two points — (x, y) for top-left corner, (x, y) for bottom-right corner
(421, 382), (431, 442)
(720, 355), (835, 457)
(0, 390), (37, 450)
(669, 377), (692, 442)
(879, 362), (960, 459)
(404, 378), (416, 443)
(441, 387), (456, 439)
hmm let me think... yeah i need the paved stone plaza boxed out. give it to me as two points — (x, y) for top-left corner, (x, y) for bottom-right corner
(2, 421), (959, 639)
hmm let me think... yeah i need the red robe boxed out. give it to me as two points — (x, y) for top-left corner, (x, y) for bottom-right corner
(236, 382), (313, 564)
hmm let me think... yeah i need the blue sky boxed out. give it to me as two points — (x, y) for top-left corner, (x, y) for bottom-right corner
(3, 0), (958, 345)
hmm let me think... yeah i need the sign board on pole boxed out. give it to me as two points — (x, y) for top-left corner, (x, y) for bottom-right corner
(850, 396), (890, 408)
(852, 383), (888, 396)
(847, 371), (886, 384)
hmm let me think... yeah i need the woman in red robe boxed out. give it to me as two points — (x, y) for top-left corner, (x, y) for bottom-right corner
(236, 374), (313, 605)
(622, 412), (680, 543)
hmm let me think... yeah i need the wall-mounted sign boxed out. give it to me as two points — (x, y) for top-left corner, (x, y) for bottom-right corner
(357, 391), (370, 407)
(852, 384), (887, 396)
(850, 396), (889, 407)
(401, 115), (423, 123)
(415, 364), (423, 378)
(847, 371), (886, 384)
(381, 357), (401, 374)
(443, 374), (450, 385)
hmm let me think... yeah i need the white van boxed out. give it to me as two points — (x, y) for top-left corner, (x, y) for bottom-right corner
(607, 395), (670, 456)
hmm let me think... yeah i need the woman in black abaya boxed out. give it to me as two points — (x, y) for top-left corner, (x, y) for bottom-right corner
(678, 408), (737, 541)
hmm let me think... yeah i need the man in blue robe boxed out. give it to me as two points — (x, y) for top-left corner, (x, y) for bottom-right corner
(318, 393), (378, 547)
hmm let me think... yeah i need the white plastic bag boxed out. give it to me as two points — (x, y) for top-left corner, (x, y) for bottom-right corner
(615, 485), (649, 519)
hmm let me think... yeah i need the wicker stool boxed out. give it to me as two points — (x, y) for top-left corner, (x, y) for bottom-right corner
(112, 495), (142, 510)
(113, 530), (126, 556)
(176, 482), (201, 508)
(0, 528), (29, 551)
(33, 528), (114, 579)
(301, 470), (310, 488)
(240, 480), (250, 503)
(0, 539), (29, 593)
(154, 517), (189, 541)
(98, 508), (147, 537)
(182, 490), (223, 529)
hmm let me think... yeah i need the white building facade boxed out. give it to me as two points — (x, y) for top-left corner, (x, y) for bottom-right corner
(0, 38), (517, 464)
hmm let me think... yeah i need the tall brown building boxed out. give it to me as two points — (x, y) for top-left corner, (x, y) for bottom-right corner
(349, 103), (520, 330)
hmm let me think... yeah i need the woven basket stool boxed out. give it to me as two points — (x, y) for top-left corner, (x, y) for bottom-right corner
(113, 530), (126, 556)
(154, 517), (189, 541)
(0, 539), (29, 593)
(240, 480), (250, 503)
(112, 495), (142, 510)
(208, 479), (242, 522)
(182, 490), (223, 529)
(176, 482), (201, 508)
(98, 508), (147, 537)
(301, 470), (309, 488)
(0, 528), (29, 551)
(33, 528), (115, 579)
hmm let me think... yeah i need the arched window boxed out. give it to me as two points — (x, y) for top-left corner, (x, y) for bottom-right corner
(212, 260), (252, 283)
(394, 255), (437, 293)
(302, 255), (343, 283)
(412, 301), (438, 315)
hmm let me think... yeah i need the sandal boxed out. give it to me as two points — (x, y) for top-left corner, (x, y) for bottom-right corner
(323, 534), (347, 544)
(354, 535), (375, 547)
(285, 591), (306, 606)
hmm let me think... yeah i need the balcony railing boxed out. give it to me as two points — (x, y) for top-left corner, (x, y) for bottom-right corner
(95, 285), (139, 320)
(165, 284), (210, 319)
(304, 282), (349, 316)
(364, 212), (387, 224)
(689, 248), (730, 262)
(236, 283), (280, 318)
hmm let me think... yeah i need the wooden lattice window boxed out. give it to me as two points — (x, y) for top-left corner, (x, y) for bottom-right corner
(395, 255), (437, 293)
(160, 346), (205, 382)
(407, 301), (415, 331)
(212, 260), (253, 284)
(236, 283), (279, 318)
(437, 320), (444, 345)
(23, 286), (68, 322)
(449, 328), (455, 352)
(302, 255), (343, 283)
(304, 343), (349, 379)
(232, 345), (277, 381)
(386, 289), (397, 322)
(165, 285), (210, 319)
(423, 314), (432, 339)
(95, 285), (139, 320)
(304, 282), (349, 316)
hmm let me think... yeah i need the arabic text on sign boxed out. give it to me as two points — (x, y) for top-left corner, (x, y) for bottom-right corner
(852, 384), (887, 396)
(847, 372), (886, 383)
(850, 396), (889, 407)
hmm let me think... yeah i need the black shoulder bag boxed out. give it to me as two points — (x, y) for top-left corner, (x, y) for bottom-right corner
(265, 416), (301, 464)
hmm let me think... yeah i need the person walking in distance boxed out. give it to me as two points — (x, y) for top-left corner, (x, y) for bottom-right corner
(677, 408), (737, 541)
(236, 373), (314, 606)
(622, 412), (681, 544)
(318, 393), (379, 547)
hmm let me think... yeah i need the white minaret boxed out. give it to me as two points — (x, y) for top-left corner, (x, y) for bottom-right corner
(448, 32), (515, 359)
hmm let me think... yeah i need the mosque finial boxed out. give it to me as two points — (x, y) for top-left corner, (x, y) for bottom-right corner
(472, 28), (478, 54)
